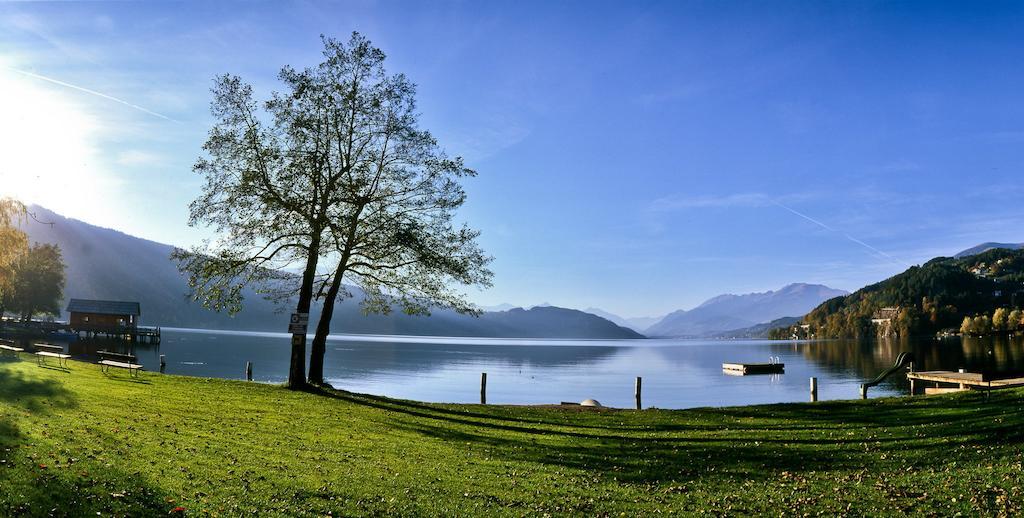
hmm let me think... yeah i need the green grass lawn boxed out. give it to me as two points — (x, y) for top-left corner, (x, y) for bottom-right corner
(1, 354), (1022, 516)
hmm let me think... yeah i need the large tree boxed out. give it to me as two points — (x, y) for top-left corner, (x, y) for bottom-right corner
(175, 32), (491, 388)
(0, 198), (29, 316)
(303, 35), (492, 385)
(4, 243), (65, 322)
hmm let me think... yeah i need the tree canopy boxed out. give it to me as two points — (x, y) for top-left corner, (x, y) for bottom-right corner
(0, 198), (29, 304)
(3, 243), (65, 321)
(176, 32), (492, 387)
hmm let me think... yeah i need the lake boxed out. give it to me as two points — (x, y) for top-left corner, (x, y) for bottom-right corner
(6, 328), (1024, 409)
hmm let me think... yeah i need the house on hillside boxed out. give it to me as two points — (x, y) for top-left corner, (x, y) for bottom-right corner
(66, 299), (141, 331)
(871, 306), (900, 325)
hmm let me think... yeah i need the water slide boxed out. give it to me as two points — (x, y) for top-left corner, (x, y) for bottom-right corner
(859, 352), (915, 399)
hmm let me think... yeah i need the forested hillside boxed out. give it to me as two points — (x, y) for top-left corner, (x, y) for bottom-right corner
(795, 249), (1024, 338)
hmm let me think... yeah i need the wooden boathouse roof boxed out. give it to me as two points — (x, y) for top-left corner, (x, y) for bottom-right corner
(66, 299), (141, 317)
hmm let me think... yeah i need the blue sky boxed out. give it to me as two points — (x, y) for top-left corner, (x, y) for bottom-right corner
(2, 1), (1023, 317)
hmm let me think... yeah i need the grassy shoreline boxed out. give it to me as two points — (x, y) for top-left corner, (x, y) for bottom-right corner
(1, 354), (1022, 516)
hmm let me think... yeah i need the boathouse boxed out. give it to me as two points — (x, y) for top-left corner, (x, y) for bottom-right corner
(67, 299), (141, 331)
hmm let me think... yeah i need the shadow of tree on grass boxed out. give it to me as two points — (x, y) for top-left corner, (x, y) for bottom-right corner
(315, 385), (1024, 488)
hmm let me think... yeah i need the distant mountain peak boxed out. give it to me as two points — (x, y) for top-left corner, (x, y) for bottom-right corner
(954, 242), (1024, 259)
(646, 283), (848, 337)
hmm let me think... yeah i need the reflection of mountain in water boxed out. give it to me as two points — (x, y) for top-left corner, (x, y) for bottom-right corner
(327, 341), (622, 378)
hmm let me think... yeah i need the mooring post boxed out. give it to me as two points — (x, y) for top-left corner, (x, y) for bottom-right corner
(159, 354), (166, 374)
(246, 361), (253, 381)
(480, 372), (487, 404)
(810, 377), (818, 402)
(635, 376), (643, 410)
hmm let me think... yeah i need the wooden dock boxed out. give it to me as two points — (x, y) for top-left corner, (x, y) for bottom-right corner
(723, 362), (785, 375)
(908, 370), (1024, 390)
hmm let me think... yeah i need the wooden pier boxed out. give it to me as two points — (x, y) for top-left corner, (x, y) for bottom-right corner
(908, 371), (1024, 392)
(74, 326), (161, 343)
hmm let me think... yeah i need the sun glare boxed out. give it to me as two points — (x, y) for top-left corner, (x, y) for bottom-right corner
(0, 67), (114, 220)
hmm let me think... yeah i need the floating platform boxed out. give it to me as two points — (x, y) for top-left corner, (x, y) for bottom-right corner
(908, 371), (1024, 390)
(723, 362), (785, 375)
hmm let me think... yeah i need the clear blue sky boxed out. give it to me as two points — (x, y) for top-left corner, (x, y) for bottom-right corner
(2, 1), (1023, 317)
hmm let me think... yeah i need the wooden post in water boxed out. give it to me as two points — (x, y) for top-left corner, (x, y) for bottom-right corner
(159, 355), (166, 374)
(635, 376), (643, 410)
(480, 372), (487, 404)
(908, 361), (915, 395)
(246, 361), (253, 381)
(809, 377), (818, 402)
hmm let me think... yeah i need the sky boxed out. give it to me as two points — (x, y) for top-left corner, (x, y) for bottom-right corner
(2, 1), (1024, 318)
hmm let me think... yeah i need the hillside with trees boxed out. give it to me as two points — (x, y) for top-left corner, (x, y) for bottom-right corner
(790, 248), (1024, 339)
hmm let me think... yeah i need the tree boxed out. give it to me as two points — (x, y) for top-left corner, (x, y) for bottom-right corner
(302, 34), (492, 385)
(1008, 309), (1022, 332)
(174, 32), (491, 388)
(0, 198), (29, 317)
(4, 243), (65, 321)
(973, 315), (991, 335)
(960, 316), (973, 335)
(992, 307), (1009, 332)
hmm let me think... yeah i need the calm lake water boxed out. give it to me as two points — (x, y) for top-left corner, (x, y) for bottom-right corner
(6, 328), (1024, 409)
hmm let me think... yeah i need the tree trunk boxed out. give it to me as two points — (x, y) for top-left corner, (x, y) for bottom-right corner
(288, 233), (321, 389)
(309, 204), (363, 385)
(308, 261), (347, 385)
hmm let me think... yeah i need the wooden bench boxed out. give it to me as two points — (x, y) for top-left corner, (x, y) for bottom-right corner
(34, 343), (71, 368)
(0, 338), (24, 356)
(97, 350), (144, 377)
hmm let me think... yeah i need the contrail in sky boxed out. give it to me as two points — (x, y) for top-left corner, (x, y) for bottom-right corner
(767, 198), (911, 267)
(6, 66), (179, 123)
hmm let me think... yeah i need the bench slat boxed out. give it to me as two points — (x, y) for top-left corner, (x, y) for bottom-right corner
(34, 344), (65, 353)
(0, 345), (24, 352)
(99, 359), (143, 370)
(36, 351), (71, 359)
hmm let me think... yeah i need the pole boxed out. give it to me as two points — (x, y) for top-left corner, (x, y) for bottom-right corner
(809, 377), (818, 402)
(159, 354), (166, 374)
(635, 376), (643, 410)
(246, 361), (253, 381)
(480, 372), (487, 404)
(909, 361), (916, 395)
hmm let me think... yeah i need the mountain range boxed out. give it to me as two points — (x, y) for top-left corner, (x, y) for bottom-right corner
(644, 283), (849, 337)
(19, 206), (641, 339)
(19, 206), (860, 340)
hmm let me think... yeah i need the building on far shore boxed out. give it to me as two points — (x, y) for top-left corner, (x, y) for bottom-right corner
(871, 306), (900, 325)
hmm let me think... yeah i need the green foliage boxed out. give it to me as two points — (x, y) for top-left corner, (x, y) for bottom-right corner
(1010, 309), (1024, 331)
(2, 243), (65, 321)
(0, 197), (28, 302)
(803, 249), (1024, 338)
(960, 307), (1024, 336)
(2, 357), (1024, 515)
(993, 307), (1009, 331)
